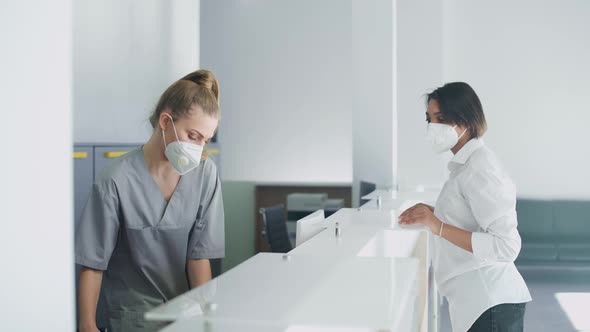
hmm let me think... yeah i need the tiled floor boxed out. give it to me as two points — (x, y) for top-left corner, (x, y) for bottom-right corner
(439, 265), (590, 332)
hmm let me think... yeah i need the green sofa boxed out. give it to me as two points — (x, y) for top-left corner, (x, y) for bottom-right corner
(516, 199), (590, 262)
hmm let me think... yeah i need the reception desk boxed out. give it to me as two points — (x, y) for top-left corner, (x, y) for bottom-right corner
(146, 190), (440, 332)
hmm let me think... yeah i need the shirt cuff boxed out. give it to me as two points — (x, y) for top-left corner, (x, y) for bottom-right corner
(189, 248), (225, 260)
(472, 232), (496, 261)
(75, 254), (108, 271)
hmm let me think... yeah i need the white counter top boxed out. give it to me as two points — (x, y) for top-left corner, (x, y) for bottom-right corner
(362, 189), (440, 207)
(361, 192), (439, 212)
(150, 253), (420, 331)
(361, 189), (397, 200)
(290, 224), (427, 259)
(147, 193), (440, 332)
(322, 208), (399, 228)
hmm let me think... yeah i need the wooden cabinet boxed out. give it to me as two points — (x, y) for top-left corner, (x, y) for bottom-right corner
(254, 184), (352, 252)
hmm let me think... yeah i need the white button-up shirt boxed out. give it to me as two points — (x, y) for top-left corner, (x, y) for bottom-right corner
(433, 139), (531, 332)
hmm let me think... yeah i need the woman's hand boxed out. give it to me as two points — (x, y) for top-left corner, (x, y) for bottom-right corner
(79, 324), (100, 332)
(398, 203), (441, 234)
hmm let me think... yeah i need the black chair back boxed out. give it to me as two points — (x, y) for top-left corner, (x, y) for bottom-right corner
(259, 204), (292, 253)
(359, 180), (376, 206)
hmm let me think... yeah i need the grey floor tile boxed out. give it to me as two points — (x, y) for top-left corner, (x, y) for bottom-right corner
(437, 267), (590, 331)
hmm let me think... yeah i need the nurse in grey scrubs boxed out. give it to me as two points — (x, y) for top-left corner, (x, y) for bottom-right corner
(76, 70), (225, 332)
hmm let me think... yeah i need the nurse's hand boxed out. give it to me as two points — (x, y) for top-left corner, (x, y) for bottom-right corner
(79, 325), (100, 332)
(398, 203), (442, 234)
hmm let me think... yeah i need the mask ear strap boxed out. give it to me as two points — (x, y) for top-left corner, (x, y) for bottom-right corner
(162, 113), (181, 143)
(458, 127), (468, 140)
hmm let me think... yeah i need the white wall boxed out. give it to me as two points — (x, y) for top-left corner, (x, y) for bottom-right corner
(0, 1), (74, 330)
(396, 0), (448, 191)
(442, 0), (590, 199)
(201, 0), (353, 183)
(351, 0), (397, 206)
(73, 0), (200, 143)
(352, 0), (447, 205)
(203, 0), (589, 200)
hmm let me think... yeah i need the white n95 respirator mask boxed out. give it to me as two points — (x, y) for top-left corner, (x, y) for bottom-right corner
(426, 123), (467, 153)
(162, 118), (203, 175)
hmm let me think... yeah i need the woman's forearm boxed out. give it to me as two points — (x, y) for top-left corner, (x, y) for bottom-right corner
(436, 219), (473, 253)
(187, 259), (212, 289)
(78, 267), (103, 330)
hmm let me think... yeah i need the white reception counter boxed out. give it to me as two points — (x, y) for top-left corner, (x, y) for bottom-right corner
(146, 189), (440, 332)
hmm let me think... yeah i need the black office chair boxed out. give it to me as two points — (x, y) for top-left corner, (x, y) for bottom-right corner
(259, 204), (292, 253)
(359, 180), (376, 206)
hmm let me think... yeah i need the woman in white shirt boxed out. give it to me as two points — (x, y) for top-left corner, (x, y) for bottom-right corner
(399, 82), (531, 332)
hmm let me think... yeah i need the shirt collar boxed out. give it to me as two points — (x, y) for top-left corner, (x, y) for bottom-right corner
(450, 138), (484, 165)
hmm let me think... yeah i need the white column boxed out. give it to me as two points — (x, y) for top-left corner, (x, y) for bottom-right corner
(169, 0), (200, 79)
(201, 0), (353, 183)
(396, 0), (447, 191)
(0, 0), (75, 330)
(73, 0), (201, 143)
(352, 0), (397, 206)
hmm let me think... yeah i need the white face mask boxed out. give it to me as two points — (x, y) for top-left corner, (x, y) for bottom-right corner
(162, 117), (203, 175)
(426, 123), (467, 153)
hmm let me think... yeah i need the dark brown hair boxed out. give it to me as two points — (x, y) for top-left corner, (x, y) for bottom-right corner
(149, 69), (220, 128)
(427, 82), (487, 138)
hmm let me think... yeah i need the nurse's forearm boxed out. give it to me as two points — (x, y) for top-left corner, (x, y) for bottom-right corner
(78, 267), (103, 331)
(187, 259), (212, 288)
(437, 221), (473, 253)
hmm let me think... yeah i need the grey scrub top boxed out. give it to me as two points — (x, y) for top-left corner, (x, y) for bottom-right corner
(75, 148), (225, 332)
